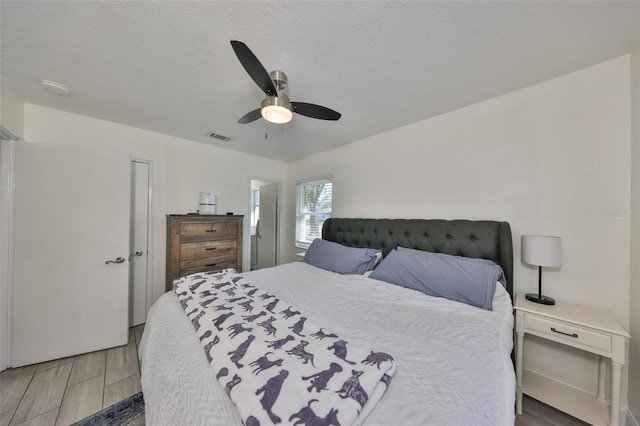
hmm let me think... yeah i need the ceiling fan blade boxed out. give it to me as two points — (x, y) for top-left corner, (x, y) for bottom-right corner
(230, 40), (277, 97)
(238, 108), (262, 124)
(291, 102), (341, 121)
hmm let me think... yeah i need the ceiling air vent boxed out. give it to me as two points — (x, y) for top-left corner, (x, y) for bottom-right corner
(207, 132), (234, 142)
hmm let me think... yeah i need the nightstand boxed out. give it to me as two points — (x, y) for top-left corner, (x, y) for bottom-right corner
(515, 294), (630, 426)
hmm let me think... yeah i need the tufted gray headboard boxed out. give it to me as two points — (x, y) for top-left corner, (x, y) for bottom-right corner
(321, 218), (514, 300)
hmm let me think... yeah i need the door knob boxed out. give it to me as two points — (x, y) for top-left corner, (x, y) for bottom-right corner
(134, 250), (144, 256)
(105, 256), (126, 264)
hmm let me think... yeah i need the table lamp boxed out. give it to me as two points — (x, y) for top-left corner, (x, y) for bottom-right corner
(521, 235), (562, 305)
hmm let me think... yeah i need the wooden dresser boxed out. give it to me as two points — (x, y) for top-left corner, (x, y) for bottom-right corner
(166, 214), (243, 291)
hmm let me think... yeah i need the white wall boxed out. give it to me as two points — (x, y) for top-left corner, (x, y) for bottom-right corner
(22, 104), (289, 305)
(629, 47), (640, 421)
(287, 56), (632, 406)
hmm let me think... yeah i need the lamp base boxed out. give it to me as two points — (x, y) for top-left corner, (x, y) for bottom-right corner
(525, 293), (555, 305)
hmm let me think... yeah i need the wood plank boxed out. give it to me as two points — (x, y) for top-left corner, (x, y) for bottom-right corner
(10, 363), (71, 425)
(0, 365), (37, 413)
(0, 410), (15, 426)
(103, 374), (142, 409)
(105, 341), (138, 386)
(517, 396), (588, 426)
(67, 350), (106, 387)
(35, 357), (74, 374)
(133, 325), (144, 348)
(133, 325), (145, 372)
(55, 375), (104, 426)
(515, 413), (555, 426)
(11, 409), (58, 426)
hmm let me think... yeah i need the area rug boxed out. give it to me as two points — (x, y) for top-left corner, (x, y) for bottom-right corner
(71, 392), (145, 426)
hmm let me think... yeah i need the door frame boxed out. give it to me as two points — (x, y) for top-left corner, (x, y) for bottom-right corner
(248, 178), (281, 270)
(0, 140), (16, 370)
(131, 158), (154, 319)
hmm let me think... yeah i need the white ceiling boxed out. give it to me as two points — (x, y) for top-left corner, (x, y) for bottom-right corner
(1, 1), (639, 162)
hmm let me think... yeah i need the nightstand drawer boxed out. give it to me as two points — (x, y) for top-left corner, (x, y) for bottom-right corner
(524, 313), (611, 354)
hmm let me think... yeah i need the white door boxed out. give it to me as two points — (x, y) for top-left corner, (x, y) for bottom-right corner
(256, 183), (278, 269)
(129, 160), (150, 327)
(11, 141), (130, 367)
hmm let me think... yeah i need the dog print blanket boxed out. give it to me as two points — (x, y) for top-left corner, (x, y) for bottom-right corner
(174, 269), (396, 426)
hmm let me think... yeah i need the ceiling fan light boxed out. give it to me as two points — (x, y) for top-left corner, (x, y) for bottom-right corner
(261, 105), (293, 124)
(260, 95), (293, 124)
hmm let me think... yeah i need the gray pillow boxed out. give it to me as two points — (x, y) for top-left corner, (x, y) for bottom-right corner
(396, 247), (507, 288)
(369, 247), (505, 310)
(303, 239), (381, 275)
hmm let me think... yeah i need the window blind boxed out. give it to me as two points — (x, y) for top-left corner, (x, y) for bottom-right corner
(295, 178), (332, 249)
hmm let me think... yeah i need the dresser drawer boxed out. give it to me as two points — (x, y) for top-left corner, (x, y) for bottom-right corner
(180, 263), (237, 278)
(524, 313), (611, 354)
(180, 254), (237, 270)
(180, 240), (237, 260)
(180, 222), (238, 242)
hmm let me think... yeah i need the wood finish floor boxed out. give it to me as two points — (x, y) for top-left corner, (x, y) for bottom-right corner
(0, 324), (144, 426)
(517, 396), (589, 426)
(1, 322), (589, 426)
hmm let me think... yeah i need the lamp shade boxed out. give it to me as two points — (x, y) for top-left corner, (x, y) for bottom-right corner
(260, 94), (293, 124)
(521, 235), (561, 268)
(261, 105), (292, 123)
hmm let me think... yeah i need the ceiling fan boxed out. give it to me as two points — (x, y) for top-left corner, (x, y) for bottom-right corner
(230, 40), (341, 124)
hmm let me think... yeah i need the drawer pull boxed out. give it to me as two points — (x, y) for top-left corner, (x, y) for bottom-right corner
(551, 327), (578, 338)
(206, 229), (218, 232)
(205, 247), (217, 251)
(205, 263), (217, 267)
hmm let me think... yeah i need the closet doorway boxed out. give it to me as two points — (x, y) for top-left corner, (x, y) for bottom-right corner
(250, 180), (279, 270)
(129, 159), (152, 327)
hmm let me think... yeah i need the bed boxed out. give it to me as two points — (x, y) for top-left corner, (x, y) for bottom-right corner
(140, 218), (515, 425)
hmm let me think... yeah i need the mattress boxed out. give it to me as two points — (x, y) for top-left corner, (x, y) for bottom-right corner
(139, 262), (515, 425)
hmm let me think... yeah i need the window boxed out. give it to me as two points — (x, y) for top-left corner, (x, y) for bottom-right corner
(295, 178), (332, 249)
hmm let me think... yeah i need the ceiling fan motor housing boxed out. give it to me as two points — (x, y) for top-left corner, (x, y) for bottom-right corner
(269, 70), (288, 92)
(261, 92), (291, 110)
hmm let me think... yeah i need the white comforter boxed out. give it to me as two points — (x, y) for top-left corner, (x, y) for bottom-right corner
(140, 262), (515, 426)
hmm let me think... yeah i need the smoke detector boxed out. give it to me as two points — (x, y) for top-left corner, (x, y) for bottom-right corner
(40, 80), (71, 96)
